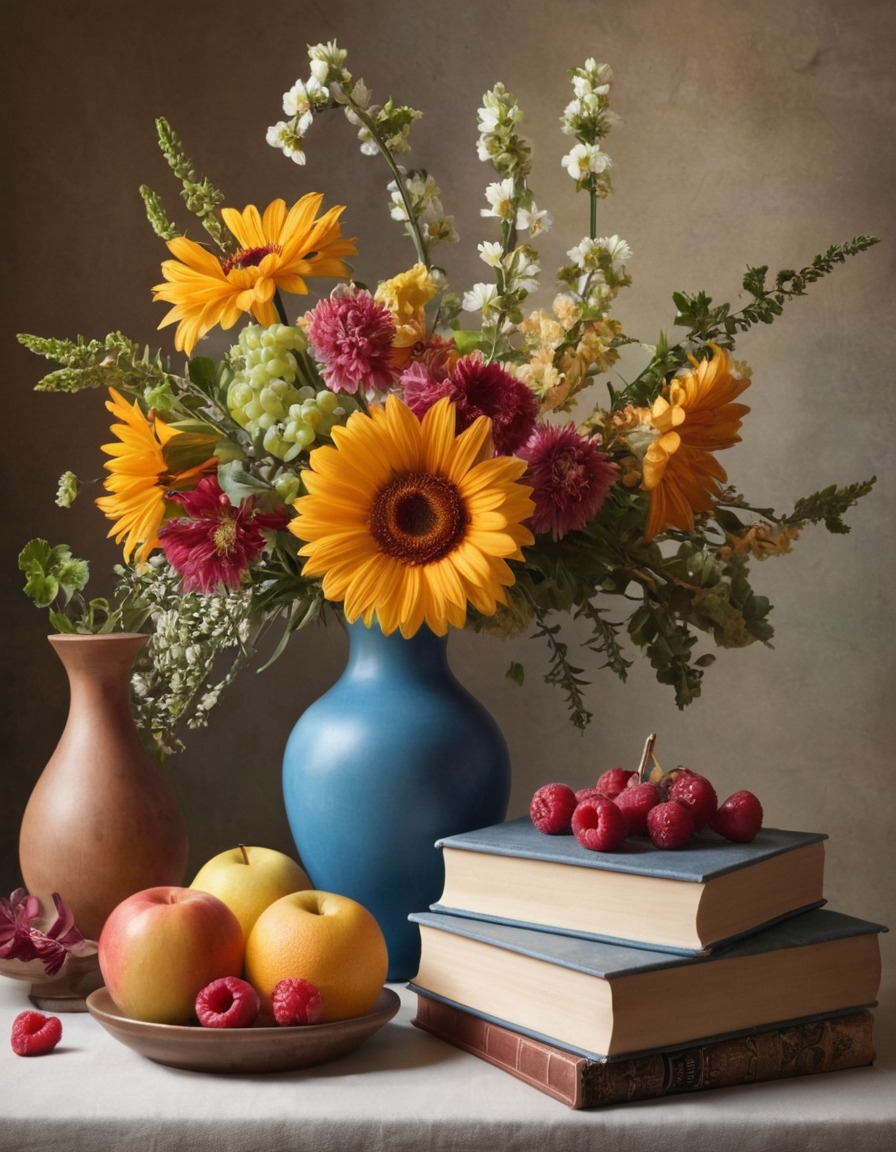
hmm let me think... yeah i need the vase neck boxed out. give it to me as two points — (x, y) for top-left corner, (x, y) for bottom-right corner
(343, 620), (452, 682)
(48, 633), (147, 706)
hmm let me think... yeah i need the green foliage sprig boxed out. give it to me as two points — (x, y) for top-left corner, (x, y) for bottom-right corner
(16, 332), (172, 397)
(18, 539), (148, 635)
(141, 117), (229, 250)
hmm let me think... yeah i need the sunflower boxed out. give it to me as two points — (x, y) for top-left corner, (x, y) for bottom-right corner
(152, 194), (357, 355)
(95, 388), (218, 564)
(289, 395), (535, 637)
(639, 344), (751, 539)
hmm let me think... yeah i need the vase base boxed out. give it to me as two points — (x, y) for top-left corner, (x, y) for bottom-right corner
(0, 953), (104, 1013)
(29, 959), (103, 1012)
(27, 986), (97, 1013)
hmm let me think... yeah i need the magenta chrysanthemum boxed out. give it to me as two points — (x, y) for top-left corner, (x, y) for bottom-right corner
(403, 353), (537, 455)
(159, 475), (286, 593)
(518, 423), (618, 539)
(305, 289), (397, 393)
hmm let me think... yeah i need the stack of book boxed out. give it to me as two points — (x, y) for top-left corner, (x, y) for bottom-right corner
(408, 816), (885, 1109)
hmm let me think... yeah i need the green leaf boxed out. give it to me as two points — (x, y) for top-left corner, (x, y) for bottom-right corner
(161, 428), (219, 475)
(23, 571), (59, 608)
(18, 539), (90, 606)
(18, 538), (54, 573)
(56, 558), (91, 597)
(186, 356), (219, 392)
(506, 661), (525, 686)
(217, 461), (273, 505)
(452, 329), (488, 356)
(48, 611), (78, 634)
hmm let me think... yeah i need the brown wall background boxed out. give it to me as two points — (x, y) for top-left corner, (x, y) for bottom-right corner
(2, 1), (894, 1005)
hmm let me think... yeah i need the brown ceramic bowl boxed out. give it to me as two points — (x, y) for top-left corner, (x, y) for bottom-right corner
(85, 985), (401, 1073)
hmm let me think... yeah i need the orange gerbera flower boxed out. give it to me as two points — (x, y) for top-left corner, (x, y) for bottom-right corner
(95, 389), (218, 563)
(152, 194), (357, 355)
(640, 344), (751, 539)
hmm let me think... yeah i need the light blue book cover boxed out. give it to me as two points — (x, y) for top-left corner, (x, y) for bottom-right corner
(411, 906), (885, 979)
(433, 817), (829, 953)
(436, 816), (828, 882)
(409, 908), (886, 1060)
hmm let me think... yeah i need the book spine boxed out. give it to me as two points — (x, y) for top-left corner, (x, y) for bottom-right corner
(411, 996), (876, 1110)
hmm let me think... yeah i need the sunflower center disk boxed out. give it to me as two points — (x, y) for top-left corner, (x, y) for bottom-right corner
(370, 473), (469, 566)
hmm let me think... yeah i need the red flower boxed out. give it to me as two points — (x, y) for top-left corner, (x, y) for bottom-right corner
(519, 423), (618, 539)
(305, 289), (397, 393)
(402, 353), (537, 455)
(159, 476), (287, 593)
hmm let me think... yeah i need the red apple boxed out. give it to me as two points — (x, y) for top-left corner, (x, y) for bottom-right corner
(98, 886), (244, 1024)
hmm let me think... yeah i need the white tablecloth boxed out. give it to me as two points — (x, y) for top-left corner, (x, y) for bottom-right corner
(1, 977), (894, 1152)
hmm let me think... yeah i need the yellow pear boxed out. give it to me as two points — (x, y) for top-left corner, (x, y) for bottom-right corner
(189, 845), (311, 942)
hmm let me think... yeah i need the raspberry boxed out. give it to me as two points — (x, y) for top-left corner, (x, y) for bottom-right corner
(194, 976), (260, 1028)
(594, 767), (636, 798)
(711, 790), (764, 842)
(667, 769), (718, 831)
(10, 1010), (63, 1056)
(571, 796), (628, 852)
(271, 978), (323, 1026)
(530, 782), (578, 834)
(614, 780), (661, 836)
(575, 785), (606, 804)
(646, 799), (696, 849)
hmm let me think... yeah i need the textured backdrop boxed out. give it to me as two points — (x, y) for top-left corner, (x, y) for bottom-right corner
(2, 0), (894, 1005)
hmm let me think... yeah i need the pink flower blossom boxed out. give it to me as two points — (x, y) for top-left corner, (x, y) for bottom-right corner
(159, 476), (287, 594)
(305, 289), (397, 393)
(402, 353), (537, 455)
(0, 889), (42, 962)
(0, 889), (92, 974)
(518, 423), (618, 539)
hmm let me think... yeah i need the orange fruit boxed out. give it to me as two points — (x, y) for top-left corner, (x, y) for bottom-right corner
(244, 890), (388, 1022)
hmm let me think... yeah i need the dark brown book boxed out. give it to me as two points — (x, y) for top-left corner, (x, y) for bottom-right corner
(412, 994), (876, 1109)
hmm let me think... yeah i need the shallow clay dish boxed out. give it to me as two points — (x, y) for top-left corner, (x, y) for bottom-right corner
(85, 985), (400, 1073)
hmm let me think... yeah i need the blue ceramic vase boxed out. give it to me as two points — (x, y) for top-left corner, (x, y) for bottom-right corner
(282, 619), (511, 981)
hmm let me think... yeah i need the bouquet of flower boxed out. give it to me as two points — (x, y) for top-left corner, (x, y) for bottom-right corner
(18, 41), (876, 752)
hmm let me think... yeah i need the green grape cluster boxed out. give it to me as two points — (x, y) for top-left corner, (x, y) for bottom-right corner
(227, 323), (356, 462)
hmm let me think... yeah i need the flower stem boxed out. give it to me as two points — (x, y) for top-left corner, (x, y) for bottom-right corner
(273, 290), (290, 327)
(341, 96), (430, 268)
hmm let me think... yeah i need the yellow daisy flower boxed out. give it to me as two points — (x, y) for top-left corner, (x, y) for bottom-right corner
(95, 389), (218, 563)
(152, 194), (357, 355)
(640, 343), (751, 539)
(289, 395), (535, 637)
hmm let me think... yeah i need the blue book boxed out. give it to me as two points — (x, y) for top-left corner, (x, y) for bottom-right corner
(408, 907), (885, 1062)
(433, 817), (827, 954)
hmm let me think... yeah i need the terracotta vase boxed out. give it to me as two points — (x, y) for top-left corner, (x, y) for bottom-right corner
(18, 633), (189, 943)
